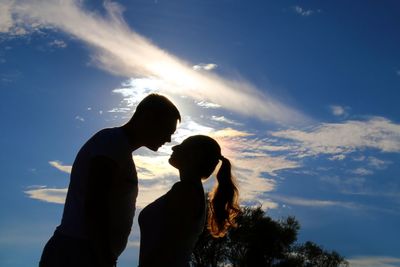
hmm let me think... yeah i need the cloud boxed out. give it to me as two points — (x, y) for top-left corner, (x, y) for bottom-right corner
(328, 154), (346, 161)
(211, 115), (242, 126)
(75, 115), (85, 122)
(126, 240), (140, 248)
(192, 63), (218, 71)
(132, 117), (301, 208)
(0, 0), (14, 33)
(4, 0), (308, 124)
(49, 39), (67, 48)
(292, 6), (320, 17)
(271, 117), (400, 156)
(108, 107), (131, 113)
(367, 156), (390, 170)
(351, 167), (373, 176)
(196, 100), (221, 109)
(49, 160), (72, 173)
(348, 256), (400, 267)
(270, 194), (359, 209)
(329, 105), (349, 117)
(25, 186), (67, 204)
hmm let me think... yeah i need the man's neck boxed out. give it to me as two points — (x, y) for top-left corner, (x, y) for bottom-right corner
(120, 124), (142, 152)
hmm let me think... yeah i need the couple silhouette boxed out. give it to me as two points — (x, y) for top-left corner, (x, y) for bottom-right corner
(39, 94), (240, 267)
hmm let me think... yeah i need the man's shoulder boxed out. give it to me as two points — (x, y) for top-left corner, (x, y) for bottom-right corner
(80, 127), (130, 161)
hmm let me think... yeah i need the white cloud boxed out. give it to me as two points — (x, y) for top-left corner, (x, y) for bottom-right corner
(126, 240), (140, 248)
(193, 63), (218, 71)
(4, 0), (308, 124)
(329, 105), (348, 117)
(292, 6), (320, 17)
(108, 107), (131, 113)
(25, 186), (67, 204)
(270, 195), (359, 209)
(271, 117), (400, 156)
(0, 0), (14, 33)
(49, 39), (67, 48)
(49, 160), (72, 173)
(132, 118), (301, 208)
(348, 256), (400, 267)
(328, 154), (346, 161)
(368, 156), (390, 170)
(211, 115), (242, 126)
(351, 167), (373, 176)
(75, 115), (85, 122)
(196, 100), (221, 109)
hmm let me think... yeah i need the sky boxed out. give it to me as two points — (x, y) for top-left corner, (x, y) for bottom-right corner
(1, 0), (400, 266)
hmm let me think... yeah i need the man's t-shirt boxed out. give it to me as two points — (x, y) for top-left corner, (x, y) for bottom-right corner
(57, 127), (138, 258)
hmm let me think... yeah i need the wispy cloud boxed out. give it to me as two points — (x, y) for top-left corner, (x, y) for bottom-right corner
(49, 39), (67, 48)
(348, 256), (400, 267)
(75, 115), (85, 122)
(3, 0), (309, 124)
(0, 0), (15, 33)
(368, 156), (390, 170)
(271, 117), (400, 156)
(328, 154), (346, 161)
(25, 186), (67, 204)
(270, 194), (359, 209)
(350, 167), (373, 176)
(211, 115), (242, 126)
(131, 116), (300, 208)
(292, 6), (320, 17)
(329, 105), (349, 117)
(192, 63), (218, 71)
(49, 161), (72, 173)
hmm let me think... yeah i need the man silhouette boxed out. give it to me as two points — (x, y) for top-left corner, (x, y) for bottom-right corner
(39, 94), (181, 267)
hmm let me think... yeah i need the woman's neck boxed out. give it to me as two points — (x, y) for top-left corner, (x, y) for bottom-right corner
(179, 170), (202, 184)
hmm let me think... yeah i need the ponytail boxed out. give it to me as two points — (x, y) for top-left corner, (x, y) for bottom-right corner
(207, 156), (240, 238)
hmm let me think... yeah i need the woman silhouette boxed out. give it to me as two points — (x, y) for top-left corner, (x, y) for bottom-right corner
(138, 135), (240, 267)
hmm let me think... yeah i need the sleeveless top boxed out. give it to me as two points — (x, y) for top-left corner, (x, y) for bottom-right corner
(57, 127), (138, 258)
(138, 180), (206, 267)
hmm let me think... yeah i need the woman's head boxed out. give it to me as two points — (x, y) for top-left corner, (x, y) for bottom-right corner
(169, 135), (221, 178)
(169, 135), (240, 237)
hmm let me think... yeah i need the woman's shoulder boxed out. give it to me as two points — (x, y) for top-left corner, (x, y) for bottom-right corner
(171, 181), (203, 195)
(167, 181), (204, 208)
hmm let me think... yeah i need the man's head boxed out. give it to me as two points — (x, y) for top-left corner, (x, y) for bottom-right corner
(128, 94), (181, 151)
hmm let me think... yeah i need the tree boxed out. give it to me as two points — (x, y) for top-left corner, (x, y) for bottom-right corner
(191, 206), (348, 267)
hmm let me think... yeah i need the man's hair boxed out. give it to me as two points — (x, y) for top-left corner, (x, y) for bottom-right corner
(130, 93), (181, 123)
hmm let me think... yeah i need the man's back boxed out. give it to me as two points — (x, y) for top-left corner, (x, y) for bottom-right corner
(58, 127), (138, 257)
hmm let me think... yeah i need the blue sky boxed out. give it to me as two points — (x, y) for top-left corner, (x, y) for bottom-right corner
(1, 1), (400, 266)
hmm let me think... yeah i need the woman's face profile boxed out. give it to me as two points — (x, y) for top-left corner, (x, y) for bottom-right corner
(169, 139), (192, 170)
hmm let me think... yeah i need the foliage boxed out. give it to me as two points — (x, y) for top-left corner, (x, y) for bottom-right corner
(191, 206), (348, 267)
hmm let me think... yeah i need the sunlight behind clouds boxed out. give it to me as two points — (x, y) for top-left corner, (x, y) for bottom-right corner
(5, 0), (309, 125)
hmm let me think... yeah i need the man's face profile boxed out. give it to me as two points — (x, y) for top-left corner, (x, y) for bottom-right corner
(145, 117), (177, 151)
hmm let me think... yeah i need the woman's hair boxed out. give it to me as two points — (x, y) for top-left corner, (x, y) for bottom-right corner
(207, 156), (240, 238)
(181, 135), (240, 237)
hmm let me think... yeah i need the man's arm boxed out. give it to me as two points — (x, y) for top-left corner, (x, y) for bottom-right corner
(85, 155), (118, 267)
